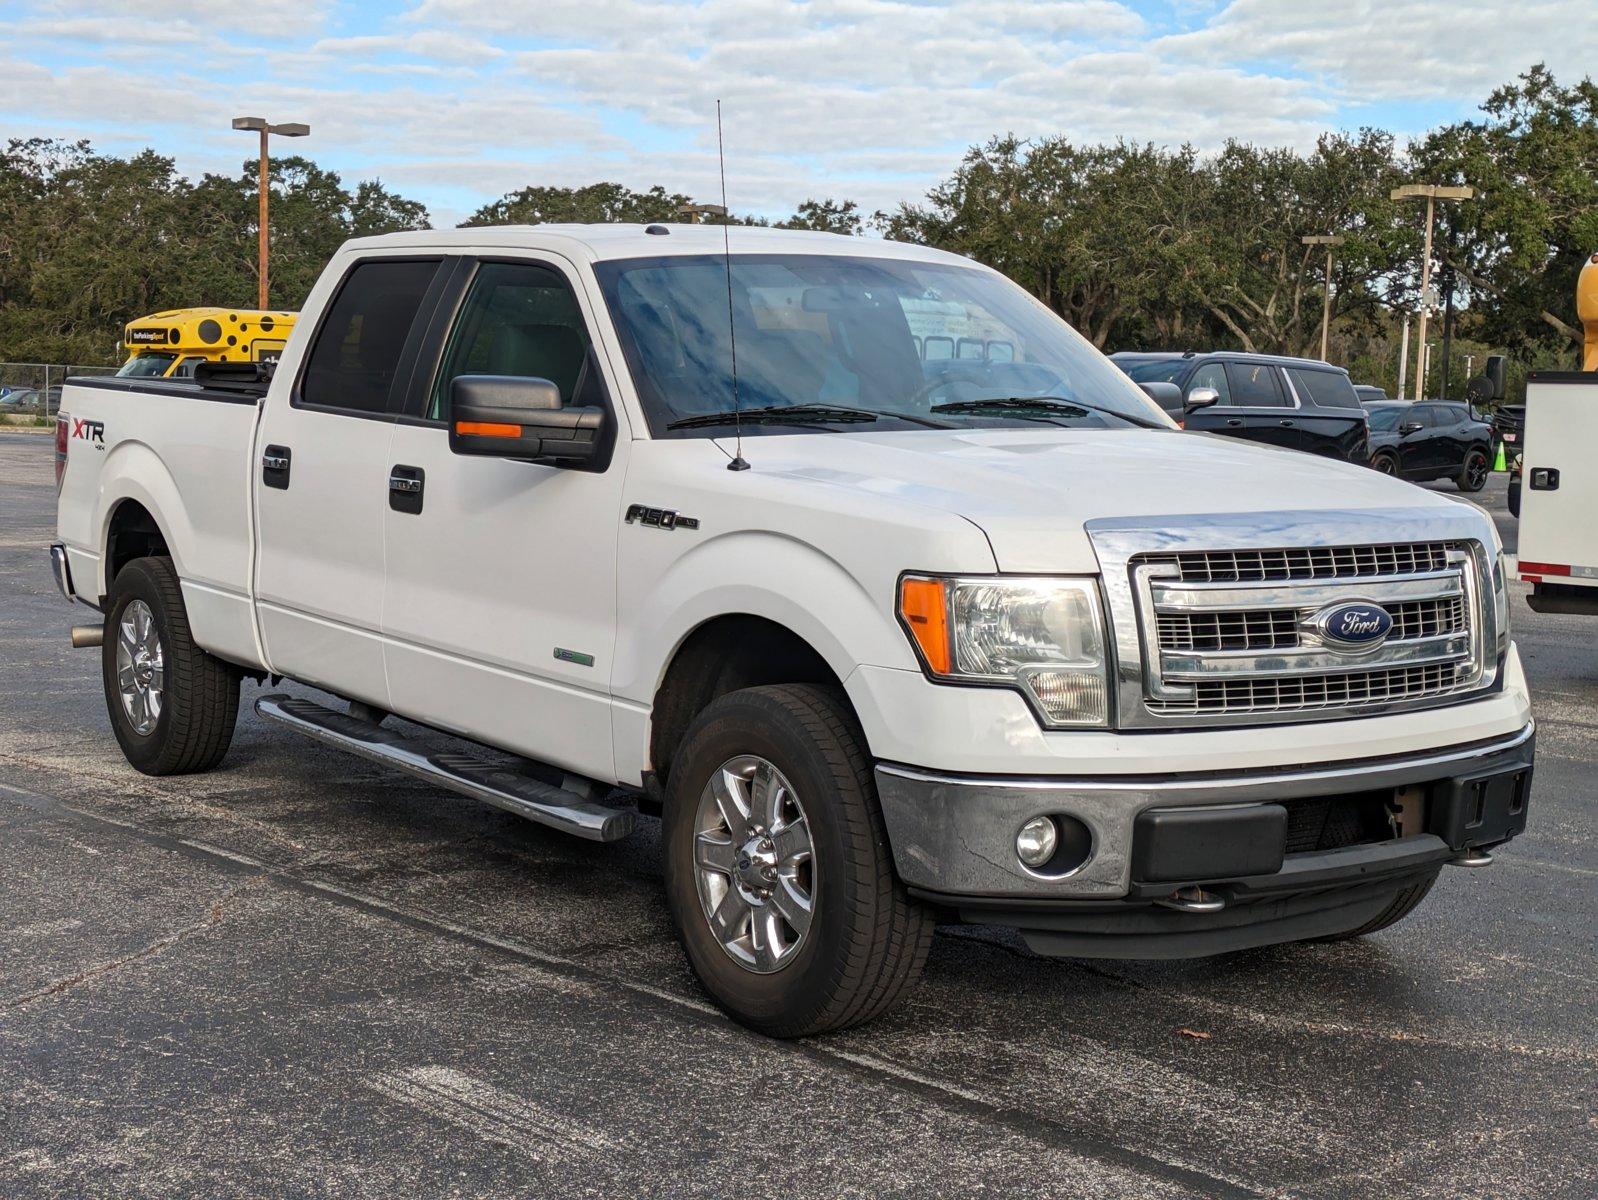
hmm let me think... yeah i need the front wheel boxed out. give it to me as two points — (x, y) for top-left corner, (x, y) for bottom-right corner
(1371, 452), (1399, 477)
(1457, 448), (1490, 492)
(663, 684), (933, 1037)
(102, 556), (240, 775)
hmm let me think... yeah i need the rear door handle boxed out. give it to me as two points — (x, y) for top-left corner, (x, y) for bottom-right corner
(262, 445), (291, 489)
(1225, 418), (1244, 427)
(1279, 419), (1296, 427)
(389, 465), (425, 514)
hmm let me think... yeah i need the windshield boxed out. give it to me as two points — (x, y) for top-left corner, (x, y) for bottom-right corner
(1117, 358), (1189, 385)
(593, 254), (1172, 436)
(117, 352), (177, 378)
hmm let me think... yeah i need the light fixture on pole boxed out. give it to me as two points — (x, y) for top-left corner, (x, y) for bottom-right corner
(1391, 183), (1472, 400)
(677, 203), (728, 225)
(1302, 234), (1345, 362)
(233, 116), (311, 310)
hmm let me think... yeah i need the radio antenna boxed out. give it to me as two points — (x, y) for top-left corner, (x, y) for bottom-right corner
(717, 99), (749, 472)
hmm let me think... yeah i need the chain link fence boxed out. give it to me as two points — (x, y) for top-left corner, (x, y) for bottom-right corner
(0, 363), (119, 421)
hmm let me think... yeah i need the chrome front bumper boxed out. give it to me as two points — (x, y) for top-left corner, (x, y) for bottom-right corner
(875, 722), (1535, 904)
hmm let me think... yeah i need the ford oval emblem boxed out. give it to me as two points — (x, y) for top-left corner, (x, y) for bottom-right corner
(1313, 602), (1394, 652)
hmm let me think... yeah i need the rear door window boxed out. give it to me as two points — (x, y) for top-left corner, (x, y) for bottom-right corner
(1224, 362), (1290, 407)
(300, 258), (442, 415)
(1286, 367), (1360, 410)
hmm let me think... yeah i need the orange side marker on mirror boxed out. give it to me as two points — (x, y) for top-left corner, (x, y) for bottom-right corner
(456, 421), (522, 438)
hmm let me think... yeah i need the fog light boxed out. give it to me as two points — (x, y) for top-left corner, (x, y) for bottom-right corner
(1016, 816), (1059, 867)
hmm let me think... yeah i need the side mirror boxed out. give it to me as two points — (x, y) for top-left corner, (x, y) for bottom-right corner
(1398, 421), (1423, 435)
(1184, 386), (1222, 413)
(448, 375), (606, 465)
(1137, 381), (1183, 414)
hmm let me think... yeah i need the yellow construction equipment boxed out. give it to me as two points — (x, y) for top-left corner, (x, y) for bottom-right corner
(118, 307), (297, 379)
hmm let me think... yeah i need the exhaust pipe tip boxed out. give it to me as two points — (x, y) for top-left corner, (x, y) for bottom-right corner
(70, 624), (103, 649)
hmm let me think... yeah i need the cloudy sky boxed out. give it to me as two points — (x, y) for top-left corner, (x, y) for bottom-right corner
(1, 0), (1593, 225)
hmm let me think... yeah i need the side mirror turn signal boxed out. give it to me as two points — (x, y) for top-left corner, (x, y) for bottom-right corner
(448, 375), (607, 467)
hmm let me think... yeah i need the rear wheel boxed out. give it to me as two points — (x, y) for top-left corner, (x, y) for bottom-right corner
(663, 684), (933, 1037)
(102, 556), (240, 775)
(1457, 448), (1490, 492)
(1372, 451), (1399, 477)
(1311, 873), (1437, 942)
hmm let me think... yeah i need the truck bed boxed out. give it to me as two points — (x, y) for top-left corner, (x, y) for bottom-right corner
(55, 375), (266, 670)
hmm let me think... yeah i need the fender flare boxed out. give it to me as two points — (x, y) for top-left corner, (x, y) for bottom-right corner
(93, 441), (191, 596)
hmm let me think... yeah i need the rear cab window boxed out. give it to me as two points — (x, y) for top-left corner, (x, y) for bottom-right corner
(299, 258), (443, 416)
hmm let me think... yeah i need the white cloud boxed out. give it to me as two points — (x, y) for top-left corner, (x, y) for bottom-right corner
(0, 0), (1585, 225)
(1158, 0), (1598, 104)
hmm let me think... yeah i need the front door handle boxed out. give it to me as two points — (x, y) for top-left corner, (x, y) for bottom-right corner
(262, 445), (291, 489)
(1279, 419), (1296, 427)
(389, 465), (425, 514)
(1225, 418), (1244, 427)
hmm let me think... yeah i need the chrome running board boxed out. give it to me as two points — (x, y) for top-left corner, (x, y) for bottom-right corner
(255, 693), (636, 843)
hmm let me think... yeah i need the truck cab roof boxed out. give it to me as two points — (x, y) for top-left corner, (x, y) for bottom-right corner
(342, 224), (976, 268)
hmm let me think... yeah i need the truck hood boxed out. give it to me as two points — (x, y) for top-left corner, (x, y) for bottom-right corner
(731, 427), (1479, 572)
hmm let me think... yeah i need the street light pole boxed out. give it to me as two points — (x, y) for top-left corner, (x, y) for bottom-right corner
(1397, 312), (1411, 398)
(1391, 183), (1473, 401)
(233, 117), (310, 310)
(1302, 234), (1345, 362)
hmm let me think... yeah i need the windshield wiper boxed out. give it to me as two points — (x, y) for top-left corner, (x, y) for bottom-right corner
(930, 396), (1163, 430)
(667, 403), (955, 432)
(667, 404), (879, 431)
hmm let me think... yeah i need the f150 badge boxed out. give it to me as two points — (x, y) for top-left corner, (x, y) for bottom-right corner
(1311, 601), (1393, 652)
(625, 504), (699, 531)
(71, 418), (106, 448)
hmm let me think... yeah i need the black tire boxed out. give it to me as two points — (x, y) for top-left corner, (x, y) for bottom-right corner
(663, 684), (934, 1037)
(1311, 872), (1437, 942)
(1456, 448), (1490, 493)
(1371, 451), (1399, 477)
(102, 556), (240, 775)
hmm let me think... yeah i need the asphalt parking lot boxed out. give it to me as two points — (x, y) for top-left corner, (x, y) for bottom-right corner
(2, 428), (1594, 1198)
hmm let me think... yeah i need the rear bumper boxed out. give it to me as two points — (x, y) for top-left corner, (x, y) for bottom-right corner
(875, 723), (1534, 956)
(49, 542), (77, 603)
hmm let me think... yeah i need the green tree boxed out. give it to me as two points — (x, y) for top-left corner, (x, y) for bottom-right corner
(464, 182), (691, 225)
(778, 198), (862, 235)
(1415, 64), (1598, 363)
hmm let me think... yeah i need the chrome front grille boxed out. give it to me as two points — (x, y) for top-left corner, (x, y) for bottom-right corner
(1161, 542), (1455, 583)
(1388, 596), (1467, 640)
(1155, 594), (1467, 655)
(1088, 513), (1501, 730)
(1156, 610), (1297, 652)
(1146, 662), (1470, 716)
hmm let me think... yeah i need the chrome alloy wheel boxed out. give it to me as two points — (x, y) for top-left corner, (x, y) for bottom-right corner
(692, 755), (815, 974)
(115, 599), (164, 735)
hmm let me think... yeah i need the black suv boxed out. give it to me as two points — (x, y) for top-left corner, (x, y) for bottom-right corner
(1111, 351), (1370, 463)
(1365, 401), (1493, 492)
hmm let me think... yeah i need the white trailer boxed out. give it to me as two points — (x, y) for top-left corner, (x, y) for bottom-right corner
(1516, 371), (1598, 615)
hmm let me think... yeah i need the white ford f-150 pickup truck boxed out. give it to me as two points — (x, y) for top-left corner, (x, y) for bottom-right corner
(51, 225), (1534, 1036)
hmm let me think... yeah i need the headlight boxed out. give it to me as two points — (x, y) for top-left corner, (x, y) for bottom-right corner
(1494, 548), (1510, 646)
(898, 575), (1110, 726)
